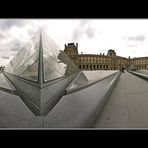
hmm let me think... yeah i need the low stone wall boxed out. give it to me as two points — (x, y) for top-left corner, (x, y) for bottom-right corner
(128, 70), (148, 80)
(45, 71), (121, 128)
(3, 71), (77, 116)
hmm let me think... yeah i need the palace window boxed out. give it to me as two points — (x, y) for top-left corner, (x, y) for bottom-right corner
(94, 65), (96, 69)
(100, 65), (102, 69)
(86, 65), (88, 69)
(83, 65), (85, 69)
(90, 65), (92, 69)
(79, 65), (81, 69)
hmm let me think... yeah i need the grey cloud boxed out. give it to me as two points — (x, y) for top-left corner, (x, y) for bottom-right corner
(0, 19), (39, 65)
(10, 40), (22, 51)
(123, 35), (146, 41)
(10, 53), (16, 56)
(0, 31), (9, 42)
(0, 20), (27, 30)
(100, 49), (107, 53)
(72, 20), (96, 41)
(0, 56), (10, 59)
(80, 20), (89, 27)
(0, 33), (5, 40)
(127, 44), (138, 47)
(10, 47), (20, 51)
(0, 20), (29, 46)
(28, 29), (37, 36)
(72, 29), (81, 41)
(0, 39), (23, 61)
(0, 41), (21, 63)
(128, 35), (145, 41)
(84, 25), (95, 39)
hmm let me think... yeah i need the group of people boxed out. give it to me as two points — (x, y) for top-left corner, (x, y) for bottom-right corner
(0, 65), (5, 71)
(120, 67), (125, 72)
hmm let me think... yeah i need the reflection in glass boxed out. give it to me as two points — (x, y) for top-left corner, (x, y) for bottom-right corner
(43, 50), (66, 82)
(20, 58), (39, 81)
(42, 32), (78, 82)
(5, 31), (40, 82)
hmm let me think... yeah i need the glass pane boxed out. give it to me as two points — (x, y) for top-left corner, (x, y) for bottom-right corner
(42, 32), (68, 82)
(0, 73), (14, 90)
(67, 71), (88, 90)
(20, 58), (39, 82)
(42, 32), (60, 59)
(43, 50), (66, 82)
(42, 31), (79, 82)
(5, 32), (40, 81)
(15, 50), (39, 76)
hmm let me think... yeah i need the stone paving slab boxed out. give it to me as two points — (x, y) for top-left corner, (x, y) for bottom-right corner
(95, 106), (130, 128)
(94, 71), (148, 128)
(0, 73), (15, 90)
(126, 92), (148, 128)
(0, 93), (43, 128)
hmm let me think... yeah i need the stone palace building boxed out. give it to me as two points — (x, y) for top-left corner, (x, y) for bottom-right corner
(64, 43), (148, 70)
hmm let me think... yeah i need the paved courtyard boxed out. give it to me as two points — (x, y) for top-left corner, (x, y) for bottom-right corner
(94, 71), (148, 128)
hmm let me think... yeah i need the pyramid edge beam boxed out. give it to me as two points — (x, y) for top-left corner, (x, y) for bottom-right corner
(38, 30), (44, 85)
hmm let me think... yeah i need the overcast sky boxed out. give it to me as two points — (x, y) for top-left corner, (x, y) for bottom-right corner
(0, 19), (148, 66)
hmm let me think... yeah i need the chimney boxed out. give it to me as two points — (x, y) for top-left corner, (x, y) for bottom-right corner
(64, 44), (66, 49)
(76, 43), (78, 49)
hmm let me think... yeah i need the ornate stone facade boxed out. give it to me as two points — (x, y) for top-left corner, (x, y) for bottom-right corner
(64, 43), (148, 70)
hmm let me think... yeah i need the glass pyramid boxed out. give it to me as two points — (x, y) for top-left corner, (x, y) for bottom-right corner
(67, 71), (89, 90)
(5, 31), (40, 82)
(5, 30), (78, 83)
(42, 32), (66, 82)
(3, 30), (79, 116)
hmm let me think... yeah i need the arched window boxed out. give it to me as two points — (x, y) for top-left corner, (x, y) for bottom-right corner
(83, 65), (85, 69)
(79, 65), (81, 69)
(90, 65), (92, 69)
(86, 65), (88, 69)
(94, 65), (95, 70)
(100, 65), (102, 69)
